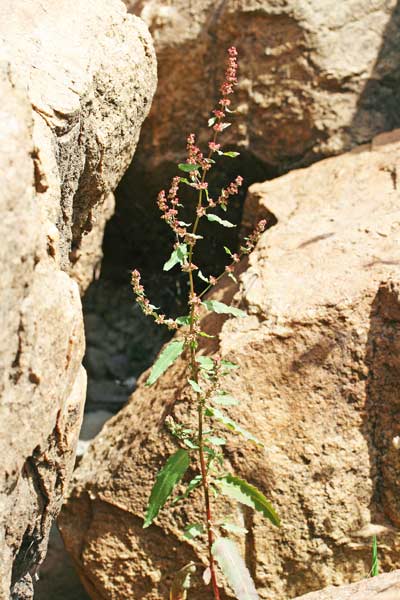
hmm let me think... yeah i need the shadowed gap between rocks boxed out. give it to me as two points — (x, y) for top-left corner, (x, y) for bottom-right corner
(82, 149), (278, 415)
(350, 0), (400, 144)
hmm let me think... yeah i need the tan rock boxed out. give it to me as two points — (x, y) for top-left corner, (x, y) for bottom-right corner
(60, 132), (400, 600)
(293, 569), (400, 600)
(125, 0), (400, 172)
(0, 1), (156, 597)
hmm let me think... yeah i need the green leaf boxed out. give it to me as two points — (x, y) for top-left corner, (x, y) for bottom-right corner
(217, 474), (280, 527)
(199, 331), (215, 338)
(183, 439), (199, 450)
(202, 299), (246, 318)
(178, 163), (199, 173)
(205, 407), (263, 447)
(163, 244), (187, 271)
(228, 272), (238, 284)
(207, 435), (226, 446)
(184, 523), (204, 539)
(221, 359), (239, 369)
(224, 246), (233, 256)
(172, 474), (202, 505)
(176, 315), (191, 326)
(196, 355), (214, 371)
(212, 537), (259, 600)
(371, 535), (379, 577)
(208, 116), (217, 127)
(143, 449), (190, 527)
(188, 379), (203, 394)
(221, 522), (248, 535)
(146, 339), (185, 386)
(198, 269), (209, 283)
(206, 214), (236, 228)
(223, 151), (240, 158)
(212, 394), (239, 406)
(170, 562), (196, 600)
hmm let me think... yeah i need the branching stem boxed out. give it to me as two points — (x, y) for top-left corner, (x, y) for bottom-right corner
(187, 132), (221, 600)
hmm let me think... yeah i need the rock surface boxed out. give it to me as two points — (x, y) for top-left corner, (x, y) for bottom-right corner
(60, 130), (400, 600)
(293, 569), (400, 600)
(0, 1), (156, 596)
(126, 0), (400, 172)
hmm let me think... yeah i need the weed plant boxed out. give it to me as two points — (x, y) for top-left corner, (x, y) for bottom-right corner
(132, 47), (280, 600)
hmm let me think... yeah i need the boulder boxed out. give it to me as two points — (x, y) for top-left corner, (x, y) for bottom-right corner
(125, 0), (400, 172)
(293, 569), (400, 600)
(60, 129), (400, 599)
(0, 0), (156, 596)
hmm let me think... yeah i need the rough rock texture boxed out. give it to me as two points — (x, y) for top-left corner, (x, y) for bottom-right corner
(126, 0), (400, 172)
(293, 570), (400, 600)
(0, 1), (156, 597)
(60, 130), (400, 600)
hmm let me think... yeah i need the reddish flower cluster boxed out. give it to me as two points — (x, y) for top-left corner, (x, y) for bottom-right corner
(241, 219), (267, 254)
(131, 269), (178, 330)
(217, 175), (243, 208)
(219, 47), (238, 108)
(186, 133), (211, 172)
(157, 177), (187, 238)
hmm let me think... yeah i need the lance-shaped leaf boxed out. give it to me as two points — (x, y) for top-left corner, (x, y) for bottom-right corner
(217, 474), (280, 527)
(188, 379), (203, 394)
(212, 537), (259, 600)
(212, 394), (239, 407)
(143, 449), (190, 528)
(207, 213), (236, 228)
(196, 355), (214, 371)
(164, 244), (187, 271)
(170, 562), (196, 600)
(202, 299), (246, 318)
(146, 339), (185, 386)
(205, 407), (263, 447)
(178, 163), (200, 173)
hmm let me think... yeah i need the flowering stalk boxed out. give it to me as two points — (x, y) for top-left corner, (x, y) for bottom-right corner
(132, 47), (279, 600)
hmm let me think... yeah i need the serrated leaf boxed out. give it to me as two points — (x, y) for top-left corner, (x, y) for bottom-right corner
(163, 244), (188, 271)
(205, 407), (263, 447)
(178, 163), (199, 173)
(221, 522), (248, 535)
(144, 449), (190, 527)
(196, 355), (214, 371)
(223, 151), (240, 158)
(207, 213), (236, 228)
(202, 299), (246, 318)
(172, 474), (202, 505)
(218, 474), (280, 527)
(188, 379), (203, 394)
(184, 523), (204, 539)
(212, 537), (259, 600)
(146, 339), (185, 386)
(170, 562), (196, 600)
(212, 394), (239, 406)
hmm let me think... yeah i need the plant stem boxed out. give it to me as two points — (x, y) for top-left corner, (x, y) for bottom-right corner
(187, 138), (221, 599)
